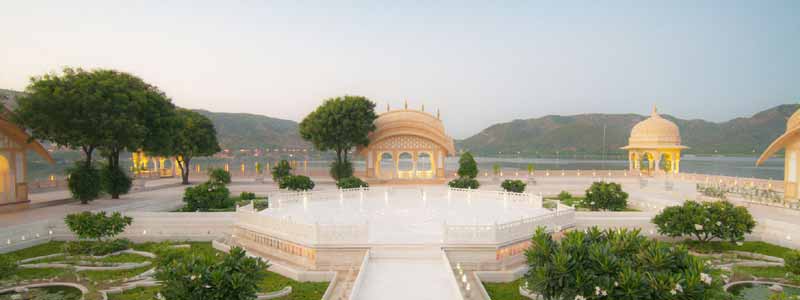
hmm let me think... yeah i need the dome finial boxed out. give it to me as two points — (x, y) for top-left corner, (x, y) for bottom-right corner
(651, 105), (658, 117)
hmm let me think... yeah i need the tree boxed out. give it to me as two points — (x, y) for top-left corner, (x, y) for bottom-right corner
(100, 164), (132, 200)
(14, 68), (177, 199)
(525, 227), (726, 300)
(182, 181), (232, 212)
(157, 109), (221, 184)
(156, 247), (268, 300)
(584, 181), (628, 211)
(652, 200), (756, 243)
(457, 152), (478, 179)
(64, 211), (133, 243)
(66, 162), (102, 204)
(271, 160), (292, 182)
(299, 95), (377, 180)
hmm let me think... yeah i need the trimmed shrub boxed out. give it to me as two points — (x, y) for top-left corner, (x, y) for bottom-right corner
(457, 152), (478, 179)
(786, 250), (800, 275)
(279, 175), (315, 191)
(448, 177), (480, 189)
(557, 191), (572, 201)
(330, 160), (354, 181)
(501, 179), (526, 193)
(252, 199), (269, 211)
(100, 163), (132, 199)
(584, 181), (628, 211)
(336, 176), (369, 189)
(208, 168), (231, 184)
(67, 163), (102, 204)
(0, 254), (17, 280)
(156, 247), (269, 300)
(240, 191), (256, 200)
(183, 181), (232, 211)
(652, 200), (756, 243)
(271, 160), (292, 182)
(64, 211), (133, 242)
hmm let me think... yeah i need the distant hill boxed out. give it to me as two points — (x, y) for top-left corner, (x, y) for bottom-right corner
(458, 104), (799, 156)
(193, 109), (309, 151)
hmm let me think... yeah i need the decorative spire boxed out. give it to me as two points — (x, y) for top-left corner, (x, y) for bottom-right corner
(387, 103), (390, 112)
(437, 108), (440, 119)
(404, 100), (408, 110)
(421, 104), (425, 112)
(651, 105), (658, 117)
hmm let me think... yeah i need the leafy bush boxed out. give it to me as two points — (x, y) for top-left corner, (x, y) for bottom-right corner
(252, 199), (269, 210)
(448, 177), (480, 189)
(67, 163), (102, 203)
(336, 176), (369, 189)
(271, 160), (292, 182)
(156, 247), (268, 300)
(63, 239), (132, 256)
(65, 211), (133, 242)
(100, 163), (132, 199)
(584, 181), (628, 211)
(240, 191), (256, 200)
(785, 250), (800, 275)
(652, 200), (756, 243)
(525, 227), (725, 300)
(208, 168), (231, 184)
(330, 160), (354, 181)
(183, 181), (232, 211)
(501, 179), (526, 193)
(457, 152), (478, 179)
(557, 191), (572, 201)
(279, 175), (315, 191)
(0, 254), (17, 280)
(492, 163), (501, 176)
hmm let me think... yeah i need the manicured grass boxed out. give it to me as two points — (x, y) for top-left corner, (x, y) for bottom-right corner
(79, 265), (153, 283)
(483, 279), (526, 300)
(13, 267), (72, 281)
(107, 286), (159, 300)
(258, 271), (329, 299)
(733, 266), (800, 285)
(5, 241), (65, 261)
(682, 241), (794, 259)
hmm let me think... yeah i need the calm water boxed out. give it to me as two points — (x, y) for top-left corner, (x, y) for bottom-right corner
(728, 282), (800, 300)
(27, 155), (785, 181)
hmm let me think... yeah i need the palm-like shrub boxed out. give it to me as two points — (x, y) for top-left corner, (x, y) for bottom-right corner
(208, 168), (232, 184)
(501, 179), (526, 193)
(279, 175), (315, 191)
(64, 211), (133, 255)
(336, 176), (369, 189)
(652, 200), (756, 243)
(183, 181), (232, 211)
(584, 181), (628, 211)
(525, 227), (725, 300)
(271, 160), (292, 182)
(448, 177), (480, 189)
(156, 247), (269, 300)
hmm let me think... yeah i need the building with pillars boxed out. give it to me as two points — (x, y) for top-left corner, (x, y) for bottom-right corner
(0, 111), (54, 212)
(757, 107), (800, 201)
(131, 150), (178, 178)
(621, 106), (687, 175)
(357, 104), (455, 182)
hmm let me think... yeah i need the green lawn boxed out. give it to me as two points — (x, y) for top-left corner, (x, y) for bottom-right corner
(483, 279), (526, 300)
(258, 271), (329, 299)
(681, 241), (795, 259)
(107, 287), (159, 300)
(5, 241), (65, 261)
(733, 266), (800, 285)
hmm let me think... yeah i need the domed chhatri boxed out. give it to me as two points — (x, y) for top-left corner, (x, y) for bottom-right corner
(621, 106), (687, 175)
(357, 103), (455, 182)
(757, 107), (800, 200)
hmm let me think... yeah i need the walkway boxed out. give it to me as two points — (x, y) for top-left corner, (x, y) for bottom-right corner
(355, 246), (460, 300)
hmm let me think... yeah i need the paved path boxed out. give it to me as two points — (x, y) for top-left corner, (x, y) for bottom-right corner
(355, 247), (459, 300)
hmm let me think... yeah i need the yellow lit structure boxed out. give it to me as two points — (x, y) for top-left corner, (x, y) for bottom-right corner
(131, 150), (178, 178)
(621, 106), (687, 175)
(357, 104), (455, 182)
(757, 108), (800, 200)
(0, 112), (54, 212)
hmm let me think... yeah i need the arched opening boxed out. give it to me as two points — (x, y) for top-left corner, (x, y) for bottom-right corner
(397, 152), (414, 179)
(378, 152), (395, 179)
(659, 153), (673, 173)
(415, 152), (434, 179)
(638, 152), (654, 174)
(0, 155), (11, 204)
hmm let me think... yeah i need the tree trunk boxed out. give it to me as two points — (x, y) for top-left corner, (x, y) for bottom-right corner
(179, 157), (191, 185)
(108, 150), (121, 199)
(82, 146), (94, 168)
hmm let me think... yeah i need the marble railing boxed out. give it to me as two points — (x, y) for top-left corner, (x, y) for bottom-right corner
(443, 205), (575, 245)
(235, 203), (369, 246)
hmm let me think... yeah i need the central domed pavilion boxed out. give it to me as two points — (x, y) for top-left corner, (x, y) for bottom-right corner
(621, 106), (687, 174)
(357, 103), (455, 182)
(757, 107), (800, 200)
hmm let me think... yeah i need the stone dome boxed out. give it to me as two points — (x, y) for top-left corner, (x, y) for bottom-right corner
(358, 108), (456, 155)
(757, 107), (800, 166)
(622, 106), (686, 149)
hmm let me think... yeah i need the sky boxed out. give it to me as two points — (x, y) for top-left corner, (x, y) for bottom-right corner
(1, 1), (798, 138)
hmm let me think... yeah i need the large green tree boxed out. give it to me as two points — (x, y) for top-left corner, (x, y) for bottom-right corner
(156, 109), (221, 184)
(299, 95), (377, 180)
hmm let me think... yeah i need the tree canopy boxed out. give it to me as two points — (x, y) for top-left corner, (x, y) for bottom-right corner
(157, 109), (221, 184)
(652, 200), (756, 243)
(299, 95), (377, 179)
(457, 152), (479, 179)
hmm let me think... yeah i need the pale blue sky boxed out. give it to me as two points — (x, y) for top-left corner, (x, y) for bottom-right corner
(1, 1), (798, 138)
